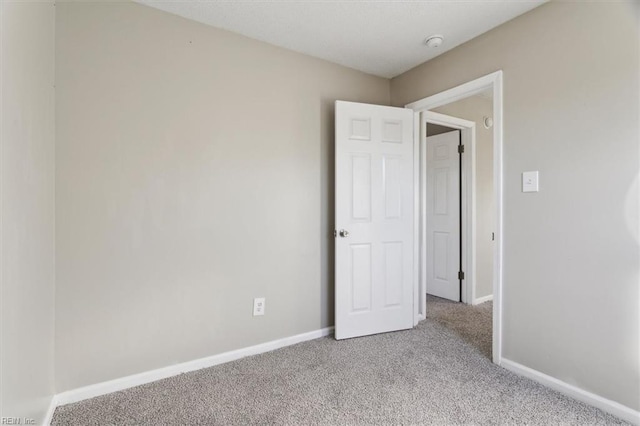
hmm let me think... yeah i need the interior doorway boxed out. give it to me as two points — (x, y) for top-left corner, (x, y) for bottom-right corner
(421, 111), (476, 306)
(423, 103), (495, 359)
(424, 128), (462, 302)
(424, 95), (495, 357)
(407, 71), (503, 365)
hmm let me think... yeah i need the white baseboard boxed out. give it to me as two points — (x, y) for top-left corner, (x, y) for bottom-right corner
(472, 294), (493, 305)
(42, 395), (58, 426)
(52, 326), (334, 413)
(501, 358), (640, 425)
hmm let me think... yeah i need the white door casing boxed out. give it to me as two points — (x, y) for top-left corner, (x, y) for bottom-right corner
(335, 101), (414, 340)
(426, 131), (460, 302)
(420, 111), (476, 310)
(405, 70), (503, 365)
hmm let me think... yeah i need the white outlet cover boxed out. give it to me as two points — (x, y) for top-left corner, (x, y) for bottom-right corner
(522, 171), (539, 193)
(253, 297), (265, 316)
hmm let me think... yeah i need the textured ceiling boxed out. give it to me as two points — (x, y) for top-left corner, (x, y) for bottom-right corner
(136, 0), (546, 78)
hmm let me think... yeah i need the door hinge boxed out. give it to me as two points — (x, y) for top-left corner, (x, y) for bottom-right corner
(458, 145), (464, 154)
(458, 271), (465, 280)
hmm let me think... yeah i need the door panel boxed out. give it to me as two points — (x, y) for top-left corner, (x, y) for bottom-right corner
(383, 155), (402, 219)
(335, 101), (414, 340)
(351, 154), (372, 221)
(426, 131), (460, 302)
(350, 244), (372, 312)
(383, 241), (403, 307)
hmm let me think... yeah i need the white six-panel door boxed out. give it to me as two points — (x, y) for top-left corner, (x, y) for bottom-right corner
(335, 101), (414, 340)
(426, 130), (460, 302)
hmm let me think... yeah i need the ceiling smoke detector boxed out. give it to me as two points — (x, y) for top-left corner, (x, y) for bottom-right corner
(424, 35), (444, 48)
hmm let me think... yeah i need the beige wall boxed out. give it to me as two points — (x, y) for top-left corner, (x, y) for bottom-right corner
(426, 123), (455, 137)
(0, 1), (56, 423)
(55, 1), (389, 391)
(433, 96), (494, 299)
(392, 1), (639, 411)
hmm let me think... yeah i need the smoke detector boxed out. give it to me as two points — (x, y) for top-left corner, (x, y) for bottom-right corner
(424, 35), (444, 48)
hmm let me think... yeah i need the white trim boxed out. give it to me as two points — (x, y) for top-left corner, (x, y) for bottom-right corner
(501, 358), (640, 425)
(405, 70), (504, 366)
(53, 327), (334, 409)
(405, 72), (500, 111)
(415, 109), (425, 324)
(413, 108), (421, 326)
(465, 123), (477, 306)
(472, 294), (493, 305)
(493, 71), (504, 366)
(42, 396), (57, 426)
(421, 112), (476, 306)
(421, 110), (474, 129)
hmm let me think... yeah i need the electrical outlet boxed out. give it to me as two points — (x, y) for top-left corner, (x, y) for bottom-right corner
(253, 298), (265, 316)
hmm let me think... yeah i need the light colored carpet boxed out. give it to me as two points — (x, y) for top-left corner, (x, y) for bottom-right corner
(426, 295), (493, 360)
(52, 297), (627, 425)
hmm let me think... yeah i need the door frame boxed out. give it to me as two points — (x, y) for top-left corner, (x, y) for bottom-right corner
(422, 112), (476, 306)
(405, 70), (504, 365)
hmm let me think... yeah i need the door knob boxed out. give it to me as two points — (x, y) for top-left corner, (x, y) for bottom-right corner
(339, 229), (349, 237)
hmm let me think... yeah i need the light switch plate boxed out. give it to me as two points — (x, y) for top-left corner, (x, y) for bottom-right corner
(253, 297), (265, 316)
(522, 171), (539, 193)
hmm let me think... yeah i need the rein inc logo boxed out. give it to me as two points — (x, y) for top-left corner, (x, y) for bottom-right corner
(1, 418), (35, 425)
